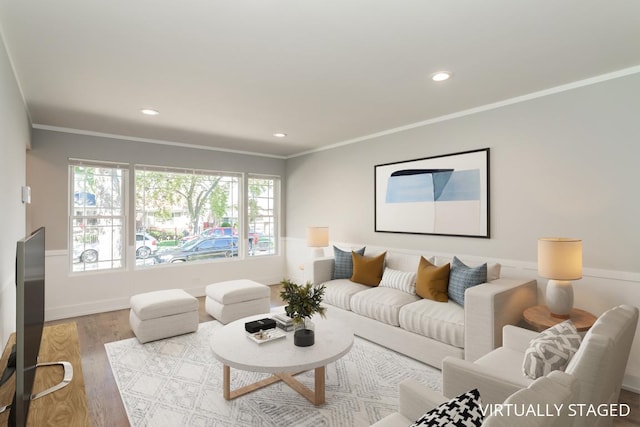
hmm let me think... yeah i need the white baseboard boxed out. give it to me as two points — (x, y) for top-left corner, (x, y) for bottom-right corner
(622, 374), (640, 394)
(45, 297), (131, 321)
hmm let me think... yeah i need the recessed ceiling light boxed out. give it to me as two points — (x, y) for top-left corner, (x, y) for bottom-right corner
(273, 133), (287, 138)
(431, 71), (452, 82)
(140, 108), (159, 116)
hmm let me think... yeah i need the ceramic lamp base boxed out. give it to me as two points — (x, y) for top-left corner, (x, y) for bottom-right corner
(546, 279), (573, 318)
(310, 247), (325, 258)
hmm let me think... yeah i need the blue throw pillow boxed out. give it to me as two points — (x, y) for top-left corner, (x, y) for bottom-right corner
(448, 257), (487, 306)
(332, 246), (365, 279)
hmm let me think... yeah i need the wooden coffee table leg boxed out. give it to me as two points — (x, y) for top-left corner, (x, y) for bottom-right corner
(276, 366), (326, 405)
(224, 365), (288, 401)
(223, 364), (327, 405)
(223, 365), (231, 400)
(314, 366), (325, 405)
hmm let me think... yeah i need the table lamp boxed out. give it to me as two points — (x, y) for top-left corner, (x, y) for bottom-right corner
(537, 237), (583, 319)
(306, 227), (329, 258)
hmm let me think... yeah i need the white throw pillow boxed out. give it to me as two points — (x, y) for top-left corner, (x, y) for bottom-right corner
(379, 268), (417, 295)
(522, 320), (582, 379)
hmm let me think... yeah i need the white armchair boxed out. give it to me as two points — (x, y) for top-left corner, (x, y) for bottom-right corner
(442, 305), (639, 427)
(371, 371), (578, 427)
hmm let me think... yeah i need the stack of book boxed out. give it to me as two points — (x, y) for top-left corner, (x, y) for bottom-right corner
(272, 313), (294, 331)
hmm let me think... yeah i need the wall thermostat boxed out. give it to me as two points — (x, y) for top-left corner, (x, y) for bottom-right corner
(22, 186), (31, 204)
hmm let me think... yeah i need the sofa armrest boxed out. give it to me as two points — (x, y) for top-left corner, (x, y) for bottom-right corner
(442, 356), (525, 405)
(502, 325), (538, 352)
(464, 278), (537, 361)
(398, 379), (448, 421)
(303, 257), (334, 285)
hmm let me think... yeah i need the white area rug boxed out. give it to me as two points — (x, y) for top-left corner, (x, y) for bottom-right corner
(105, 321), (441, 427)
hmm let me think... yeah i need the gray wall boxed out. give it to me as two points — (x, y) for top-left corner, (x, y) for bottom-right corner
(285, 72), (640, 388)
(286, 73), (640, 272)
(27, 130), (287, 320)
(0, 32), (30, 343)
(28, 129), (286, 250)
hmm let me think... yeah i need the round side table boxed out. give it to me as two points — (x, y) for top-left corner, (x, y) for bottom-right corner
(523, 305), (596, 332)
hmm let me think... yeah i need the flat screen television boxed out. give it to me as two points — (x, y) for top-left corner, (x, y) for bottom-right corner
(6, 227), (73, 426)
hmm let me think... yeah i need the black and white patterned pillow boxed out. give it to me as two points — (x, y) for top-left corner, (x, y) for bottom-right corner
(522, 319), (582, 379)
(411, 389), (484, 427)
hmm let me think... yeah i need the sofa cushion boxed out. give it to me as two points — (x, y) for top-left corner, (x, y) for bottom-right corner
(415, 257), (450, 302)
(332, 245), (365, 279)
(322, 279), (370, 310)
(351, 252), (386, 286)
(448, 256), (487, 306)
(410, 388), (483, 427)
(130, 289), (198, 320)
(399, 298), (465, 348)
(379, 267), (417, 295)
(522, 320), (582, 379)
(205, 279), (269, 304)
(350, 287), (420, 326)
(474, 347), (535, 389)
(438, 256), (501, 281)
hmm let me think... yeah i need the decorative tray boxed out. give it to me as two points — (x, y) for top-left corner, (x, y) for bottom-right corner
(246, 328), (287, 344)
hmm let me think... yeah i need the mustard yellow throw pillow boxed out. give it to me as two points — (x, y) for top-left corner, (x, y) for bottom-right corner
(351, 252), (386, 286)
(416, 256), (450, 302)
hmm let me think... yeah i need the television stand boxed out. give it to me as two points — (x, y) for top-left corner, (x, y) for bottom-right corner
(0, 323), (88, 426)
(31, 361), (73, 400)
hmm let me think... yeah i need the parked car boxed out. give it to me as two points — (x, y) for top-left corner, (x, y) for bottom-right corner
(135, 232), (158, 258)
(73, 241), (100, 263)
(155, 236), (238, 263)
(179, 227), (234, 245)
(73, 232), (157, 263)
(255, 237), (274, 252)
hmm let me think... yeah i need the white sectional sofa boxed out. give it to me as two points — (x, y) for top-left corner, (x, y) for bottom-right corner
(306, 249), (538, 369)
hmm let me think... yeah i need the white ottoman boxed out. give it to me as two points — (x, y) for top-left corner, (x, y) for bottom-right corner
(129, 289), (199, 343)
(205, 279), (270, 324)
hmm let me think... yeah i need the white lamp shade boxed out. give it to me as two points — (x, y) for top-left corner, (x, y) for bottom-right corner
(537, 238), (582, 280)
(306, 227), (329, 247)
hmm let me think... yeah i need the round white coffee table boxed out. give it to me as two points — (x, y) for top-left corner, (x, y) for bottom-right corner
(211, 313), (354, 405)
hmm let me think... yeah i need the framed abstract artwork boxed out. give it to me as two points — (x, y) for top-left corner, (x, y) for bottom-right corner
(374, 148), (490, 238)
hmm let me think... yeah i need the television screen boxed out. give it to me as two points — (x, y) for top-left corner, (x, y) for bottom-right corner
(13, 227), (45, 427)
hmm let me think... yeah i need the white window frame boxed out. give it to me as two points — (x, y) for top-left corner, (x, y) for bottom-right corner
(69, 159), (129, 273)
(247, 174), (280, 257)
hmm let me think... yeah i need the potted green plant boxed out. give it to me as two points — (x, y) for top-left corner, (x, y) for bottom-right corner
(279, 279), (327, 347)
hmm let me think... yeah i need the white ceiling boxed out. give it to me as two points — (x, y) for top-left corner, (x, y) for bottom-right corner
(1, 1), (639, 158)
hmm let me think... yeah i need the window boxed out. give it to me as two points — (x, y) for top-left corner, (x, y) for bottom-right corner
(69, 161), (280, 271)
(248, 175), (279, 256)
(70, 161), (128, 272)
(135, 166), (241, 265)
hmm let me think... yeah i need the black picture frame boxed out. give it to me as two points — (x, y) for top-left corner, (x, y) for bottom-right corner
(374, 148), (490, 238)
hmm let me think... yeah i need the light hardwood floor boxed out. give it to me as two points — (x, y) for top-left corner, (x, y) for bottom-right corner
(46, 287), (639, 426)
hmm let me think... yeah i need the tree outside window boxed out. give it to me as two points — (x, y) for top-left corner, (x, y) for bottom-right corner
(135, 167), (241, 264)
